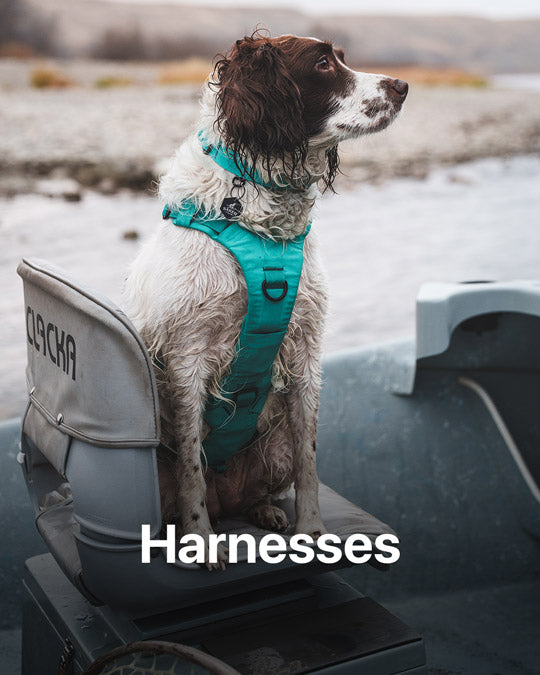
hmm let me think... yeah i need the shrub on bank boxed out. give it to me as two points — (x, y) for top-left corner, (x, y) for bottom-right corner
(0, 41), (35, 58)
(30, 67), (74, 88)
(94, 76), (133, 89)
(359, 65), (488, 88)
(156, 58), (211, 85)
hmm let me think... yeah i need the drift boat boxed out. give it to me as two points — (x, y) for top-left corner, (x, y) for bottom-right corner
(0, 258), (539, 673)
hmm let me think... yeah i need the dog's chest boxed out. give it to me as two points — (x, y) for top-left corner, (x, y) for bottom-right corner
(141, 224), (327, 387)
(185, 226), (326, 329)
(231, 231), (327, 340)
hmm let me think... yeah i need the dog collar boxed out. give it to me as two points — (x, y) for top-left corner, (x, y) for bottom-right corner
(198, 131), (299, 191)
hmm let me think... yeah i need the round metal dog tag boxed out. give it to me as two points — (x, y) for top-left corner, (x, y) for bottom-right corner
(220, 197), (243, 219)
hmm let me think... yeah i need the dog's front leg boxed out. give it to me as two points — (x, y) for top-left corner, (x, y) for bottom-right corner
(167, 354), (228, 571)
(287, 378), (326, 540)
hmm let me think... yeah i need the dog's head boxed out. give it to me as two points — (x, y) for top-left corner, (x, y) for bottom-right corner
(211, 32), (408, 190)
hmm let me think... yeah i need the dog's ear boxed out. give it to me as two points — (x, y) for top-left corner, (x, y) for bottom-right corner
(212, 36), (306, 179)
(334, 46), (346, 64)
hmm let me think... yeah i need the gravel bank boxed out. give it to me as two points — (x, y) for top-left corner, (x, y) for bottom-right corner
(1, 59), (540, 195)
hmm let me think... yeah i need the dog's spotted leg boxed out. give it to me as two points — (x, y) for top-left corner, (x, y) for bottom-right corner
(247, 496), (290, 532)
(286, 379), (327, 540)
(167, 353), (228, 571)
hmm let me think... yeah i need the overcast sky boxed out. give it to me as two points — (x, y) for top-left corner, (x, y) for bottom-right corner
(111, 0), (540, 19)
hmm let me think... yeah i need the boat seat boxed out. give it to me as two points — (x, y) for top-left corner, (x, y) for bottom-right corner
(407, 281), (540, 539)
(17, 257), (395, 617)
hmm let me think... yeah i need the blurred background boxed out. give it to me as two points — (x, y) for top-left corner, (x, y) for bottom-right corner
(1, 0), (540, 419)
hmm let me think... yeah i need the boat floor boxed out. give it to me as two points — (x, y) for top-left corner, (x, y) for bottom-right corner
(384, 579), (540, 674)
(2, 578), (538, 673)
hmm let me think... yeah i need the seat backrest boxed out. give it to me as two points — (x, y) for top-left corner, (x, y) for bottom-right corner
(18, 258), (162, 536)
(414, 280), (540, 539)
(416, 280), (540, 369)
(19, 257), (160, 458)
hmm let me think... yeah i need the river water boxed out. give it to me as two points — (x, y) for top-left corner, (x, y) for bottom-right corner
(1, 153), (540, 418)
(491, 73), (540, 92)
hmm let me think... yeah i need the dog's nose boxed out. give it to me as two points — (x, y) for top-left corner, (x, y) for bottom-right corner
(390, 79), (409, 98)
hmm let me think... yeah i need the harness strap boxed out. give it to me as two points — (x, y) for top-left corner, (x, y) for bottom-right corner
(163, 203), (309, 472)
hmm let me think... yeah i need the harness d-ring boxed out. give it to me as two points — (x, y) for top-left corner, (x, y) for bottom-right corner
(262, 279), (288, 302)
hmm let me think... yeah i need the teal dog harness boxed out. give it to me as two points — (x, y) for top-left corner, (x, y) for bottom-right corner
(162, 137), (309, 472)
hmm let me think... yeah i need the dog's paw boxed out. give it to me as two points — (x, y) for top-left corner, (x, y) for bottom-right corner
(248, 503), (290, 532)
(190, 535), (228, 571)
(204, 539), (229, 572)
(294, 517), (327, 541)
(179, 521), (229, 571)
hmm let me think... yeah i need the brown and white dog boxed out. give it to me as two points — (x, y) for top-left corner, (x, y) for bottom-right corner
(124, 33), (407, 569)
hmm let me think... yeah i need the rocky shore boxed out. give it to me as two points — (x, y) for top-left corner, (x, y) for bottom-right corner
(1, 59), (540, 197)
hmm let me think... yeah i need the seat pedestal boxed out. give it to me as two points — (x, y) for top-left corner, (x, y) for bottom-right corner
(22, 553), (426, 674)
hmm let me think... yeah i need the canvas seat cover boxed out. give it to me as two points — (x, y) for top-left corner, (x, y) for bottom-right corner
(18, 257), (160, 465)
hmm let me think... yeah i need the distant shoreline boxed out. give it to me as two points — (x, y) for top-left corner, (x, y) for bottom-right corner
(1, 60), (540, 198)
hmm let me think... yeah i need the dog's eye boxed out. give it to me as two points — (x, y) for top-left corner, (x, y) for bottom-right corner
(316, 56), (331, 71)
